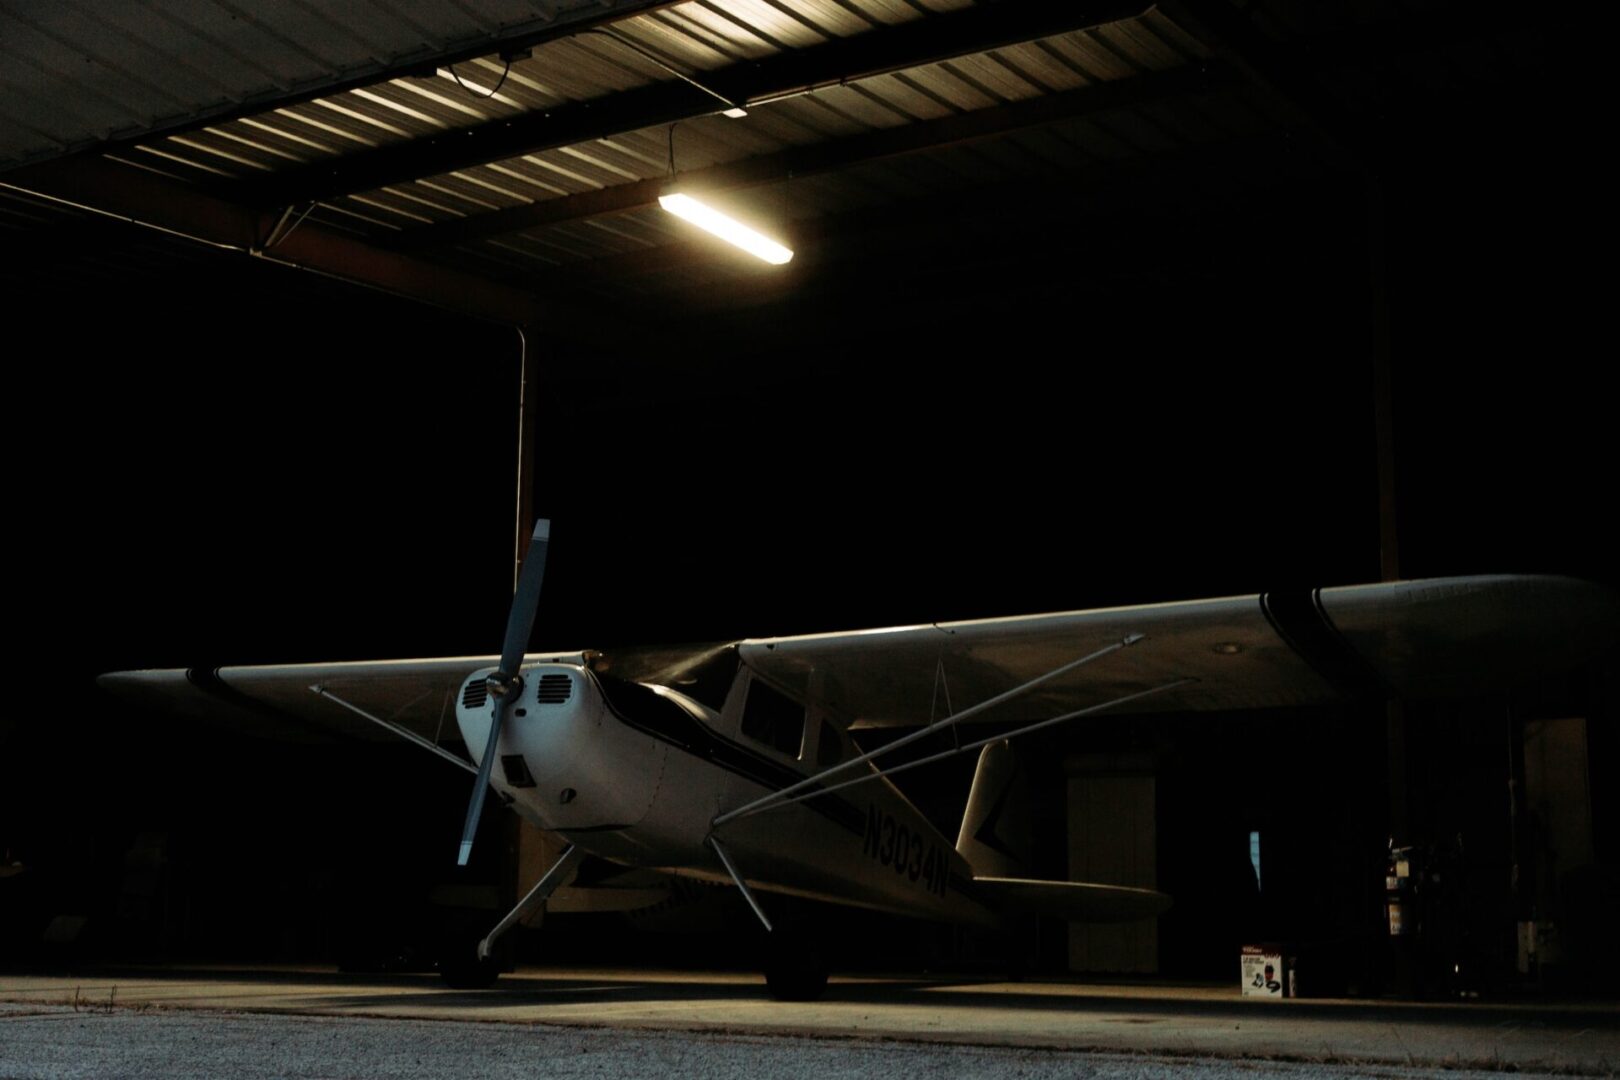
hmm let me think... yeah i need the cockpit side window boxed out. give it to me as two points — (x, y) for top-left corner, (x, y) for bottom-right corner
(740, 677), (805, 759)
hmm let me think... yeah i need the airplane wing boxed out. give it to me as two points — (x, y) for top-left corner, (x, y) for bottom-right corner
(98, 654), (584, 744)
(97, 642), (736, 745)
(737, 575), (1620, 728)
(99, 576), (1617, 741)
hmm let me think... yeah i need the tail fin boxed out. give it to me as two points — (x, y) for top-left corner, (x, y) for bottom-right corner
(956, 739), (1031, 878)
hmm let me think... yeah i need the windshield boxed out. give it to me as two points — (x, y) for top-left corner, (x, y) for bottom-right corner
(588, 642), (740, 712)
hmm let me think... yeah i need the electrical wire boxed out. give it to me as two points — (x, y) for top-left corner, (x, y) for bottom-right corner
(582, 28), (743, 113)
(449, 58), (512, 100)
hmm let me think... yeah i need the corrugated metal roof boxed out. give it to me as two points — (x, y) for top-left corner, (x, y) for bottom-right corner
(406, 10), (1228, 280)
(123, 4), (1222, 267)
(0, 0), (673, 169)
(12, 0), (1461, 320)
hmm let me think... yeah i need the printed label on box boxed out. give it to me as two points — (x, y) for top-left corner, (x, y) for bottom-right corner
(1241, 946), (1284, 997)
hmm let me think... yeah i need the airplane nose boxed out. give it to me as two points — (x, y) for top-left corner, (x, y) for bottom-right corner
(454, 663), (665, 831)
(455, 666), (585, 786)
(500, 671), (584, 789)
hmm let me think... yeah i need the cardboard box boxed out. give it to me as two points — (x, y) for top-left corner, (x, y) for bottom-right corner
(1241, 944), (1286, 997)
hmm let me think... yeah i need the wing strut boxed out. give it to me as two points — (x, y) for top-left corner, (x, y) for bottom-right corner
(309, 685), (477, 776)
(718, 676), (1195, 826)
(713, 634), (1147, 828)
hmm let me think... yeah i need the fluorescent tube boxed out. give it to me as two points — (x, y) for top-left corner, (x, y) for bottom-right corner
(658, 193), (793, 265)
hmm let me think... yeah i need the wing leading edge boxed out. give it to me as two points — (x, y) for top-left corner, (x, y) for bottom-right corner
(99, 576), (1617, 741)
(97, 654), (585, 744)
(737, 575), (1619, 728)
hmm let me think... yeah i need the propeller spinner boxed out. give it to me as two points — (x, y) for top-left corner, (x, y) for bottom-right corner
(456, 518), (551, 866)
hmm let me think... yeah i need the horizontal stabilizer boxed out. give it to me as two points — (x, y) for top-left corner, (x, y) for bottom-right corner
(973, 876), (1171, 922)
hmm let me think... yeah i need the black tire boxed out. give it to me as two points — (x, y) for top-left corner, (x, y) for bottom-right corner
(765, 963), (828, 1001)
(439, 949), (501, 989)
(763, 937), (830, 1001)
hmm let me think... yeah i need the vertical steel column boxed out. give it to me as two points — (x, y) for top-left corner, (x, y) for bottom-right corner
(1368, 180), (1399, 587)
(502, 326), (541, 958)
(513, 327), (538, 581)
(1368, 179), (1415, 995)
(1368, 180), (1408, 845)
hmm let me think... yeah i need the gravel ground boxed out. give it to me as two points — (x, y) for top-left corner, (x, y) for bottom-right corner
(0, 1004), (1592, 1080)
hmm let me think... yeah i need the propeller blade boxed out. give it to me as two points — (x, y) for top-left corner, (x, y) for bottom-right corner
(457, 518), (551, 866)
(457, 709), (506, 866)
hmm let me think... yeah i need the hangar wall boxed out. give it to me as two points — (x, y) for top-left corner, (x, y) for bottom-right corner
(1067, 758), (1158, 973)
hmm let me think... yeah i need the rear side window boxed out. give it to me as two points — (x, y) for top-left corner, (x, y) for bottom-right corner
(741, 678), (804, 758)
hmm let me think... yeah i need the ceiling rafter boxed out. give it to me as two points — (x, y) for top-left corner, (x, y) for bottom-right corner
(1157, 0), (1374, 168)
(391, 63), (1233, 251)
(228, 0), (1152, 210)
(1, 155), (642, 341)
(518, 129), (1330, 304)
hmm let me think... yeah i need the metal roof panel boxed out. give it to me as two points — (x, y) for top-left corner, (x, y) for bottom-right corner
(760, 0), (880, 38)
(0, 0), (671, 168)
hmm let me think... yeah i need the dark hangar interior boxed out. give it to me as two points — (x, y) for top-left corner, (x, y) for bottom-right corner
(2, 0), (1614, 995)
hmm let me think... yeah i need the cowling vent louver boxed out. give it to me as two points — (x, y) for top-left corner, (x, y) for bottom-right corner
(537, 674), (572, 704)
(462, 680), (489, 709)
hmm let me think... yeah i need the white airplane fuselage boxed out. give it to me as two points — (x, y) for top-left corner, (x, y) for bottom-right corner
(454, 660), (998, 927)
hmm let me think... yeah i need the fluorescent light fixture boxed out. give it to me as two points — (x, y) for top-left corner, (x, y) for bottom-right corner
(723, 107), (749, 118)
(658, 193), (793, 265)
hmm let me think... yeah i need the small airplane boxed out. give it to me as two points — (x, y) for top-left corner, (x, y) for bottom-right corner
(100, 521), (1619, 998)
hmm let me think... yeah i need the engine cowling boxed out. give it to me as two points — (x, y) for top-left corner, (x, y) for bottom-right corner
(455, 663), (667, 833)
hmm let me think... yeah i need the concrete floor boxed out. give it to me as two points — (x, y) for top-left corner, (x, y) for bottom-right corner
(1, 967), (1615, 1075)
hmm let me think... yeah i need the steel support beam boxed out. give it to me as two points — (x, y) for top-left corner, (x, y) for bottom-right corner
(514, 328), (540, 588)
(232, 0), (1150, 210)
(3, 153), (654, 344)
(1368, 181), (1398, 584)
(4, 156), (540, 325)
(393, 64), (1227, 252)
(528, 130), (1318, 298)
(3, 155), (659, 349)
(1158, 0), (1371, 168)
(1160, 13), (1415, 958)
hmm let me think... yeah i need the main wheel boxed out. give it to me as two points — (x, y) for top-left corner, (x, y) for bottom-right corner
(439, 947), (501, 989)
(763, 937), (829, 1001)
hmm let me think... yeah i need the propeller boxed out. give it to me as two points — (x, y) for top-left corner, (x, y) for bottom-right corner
(457, 518), (551, 867)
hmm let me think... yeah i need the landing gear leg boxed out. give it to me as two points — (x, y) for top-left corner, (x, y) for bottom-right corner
(439, 843), (583, 989)
(439, 935), (504, 990)
(708, 836), (831, 1001)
